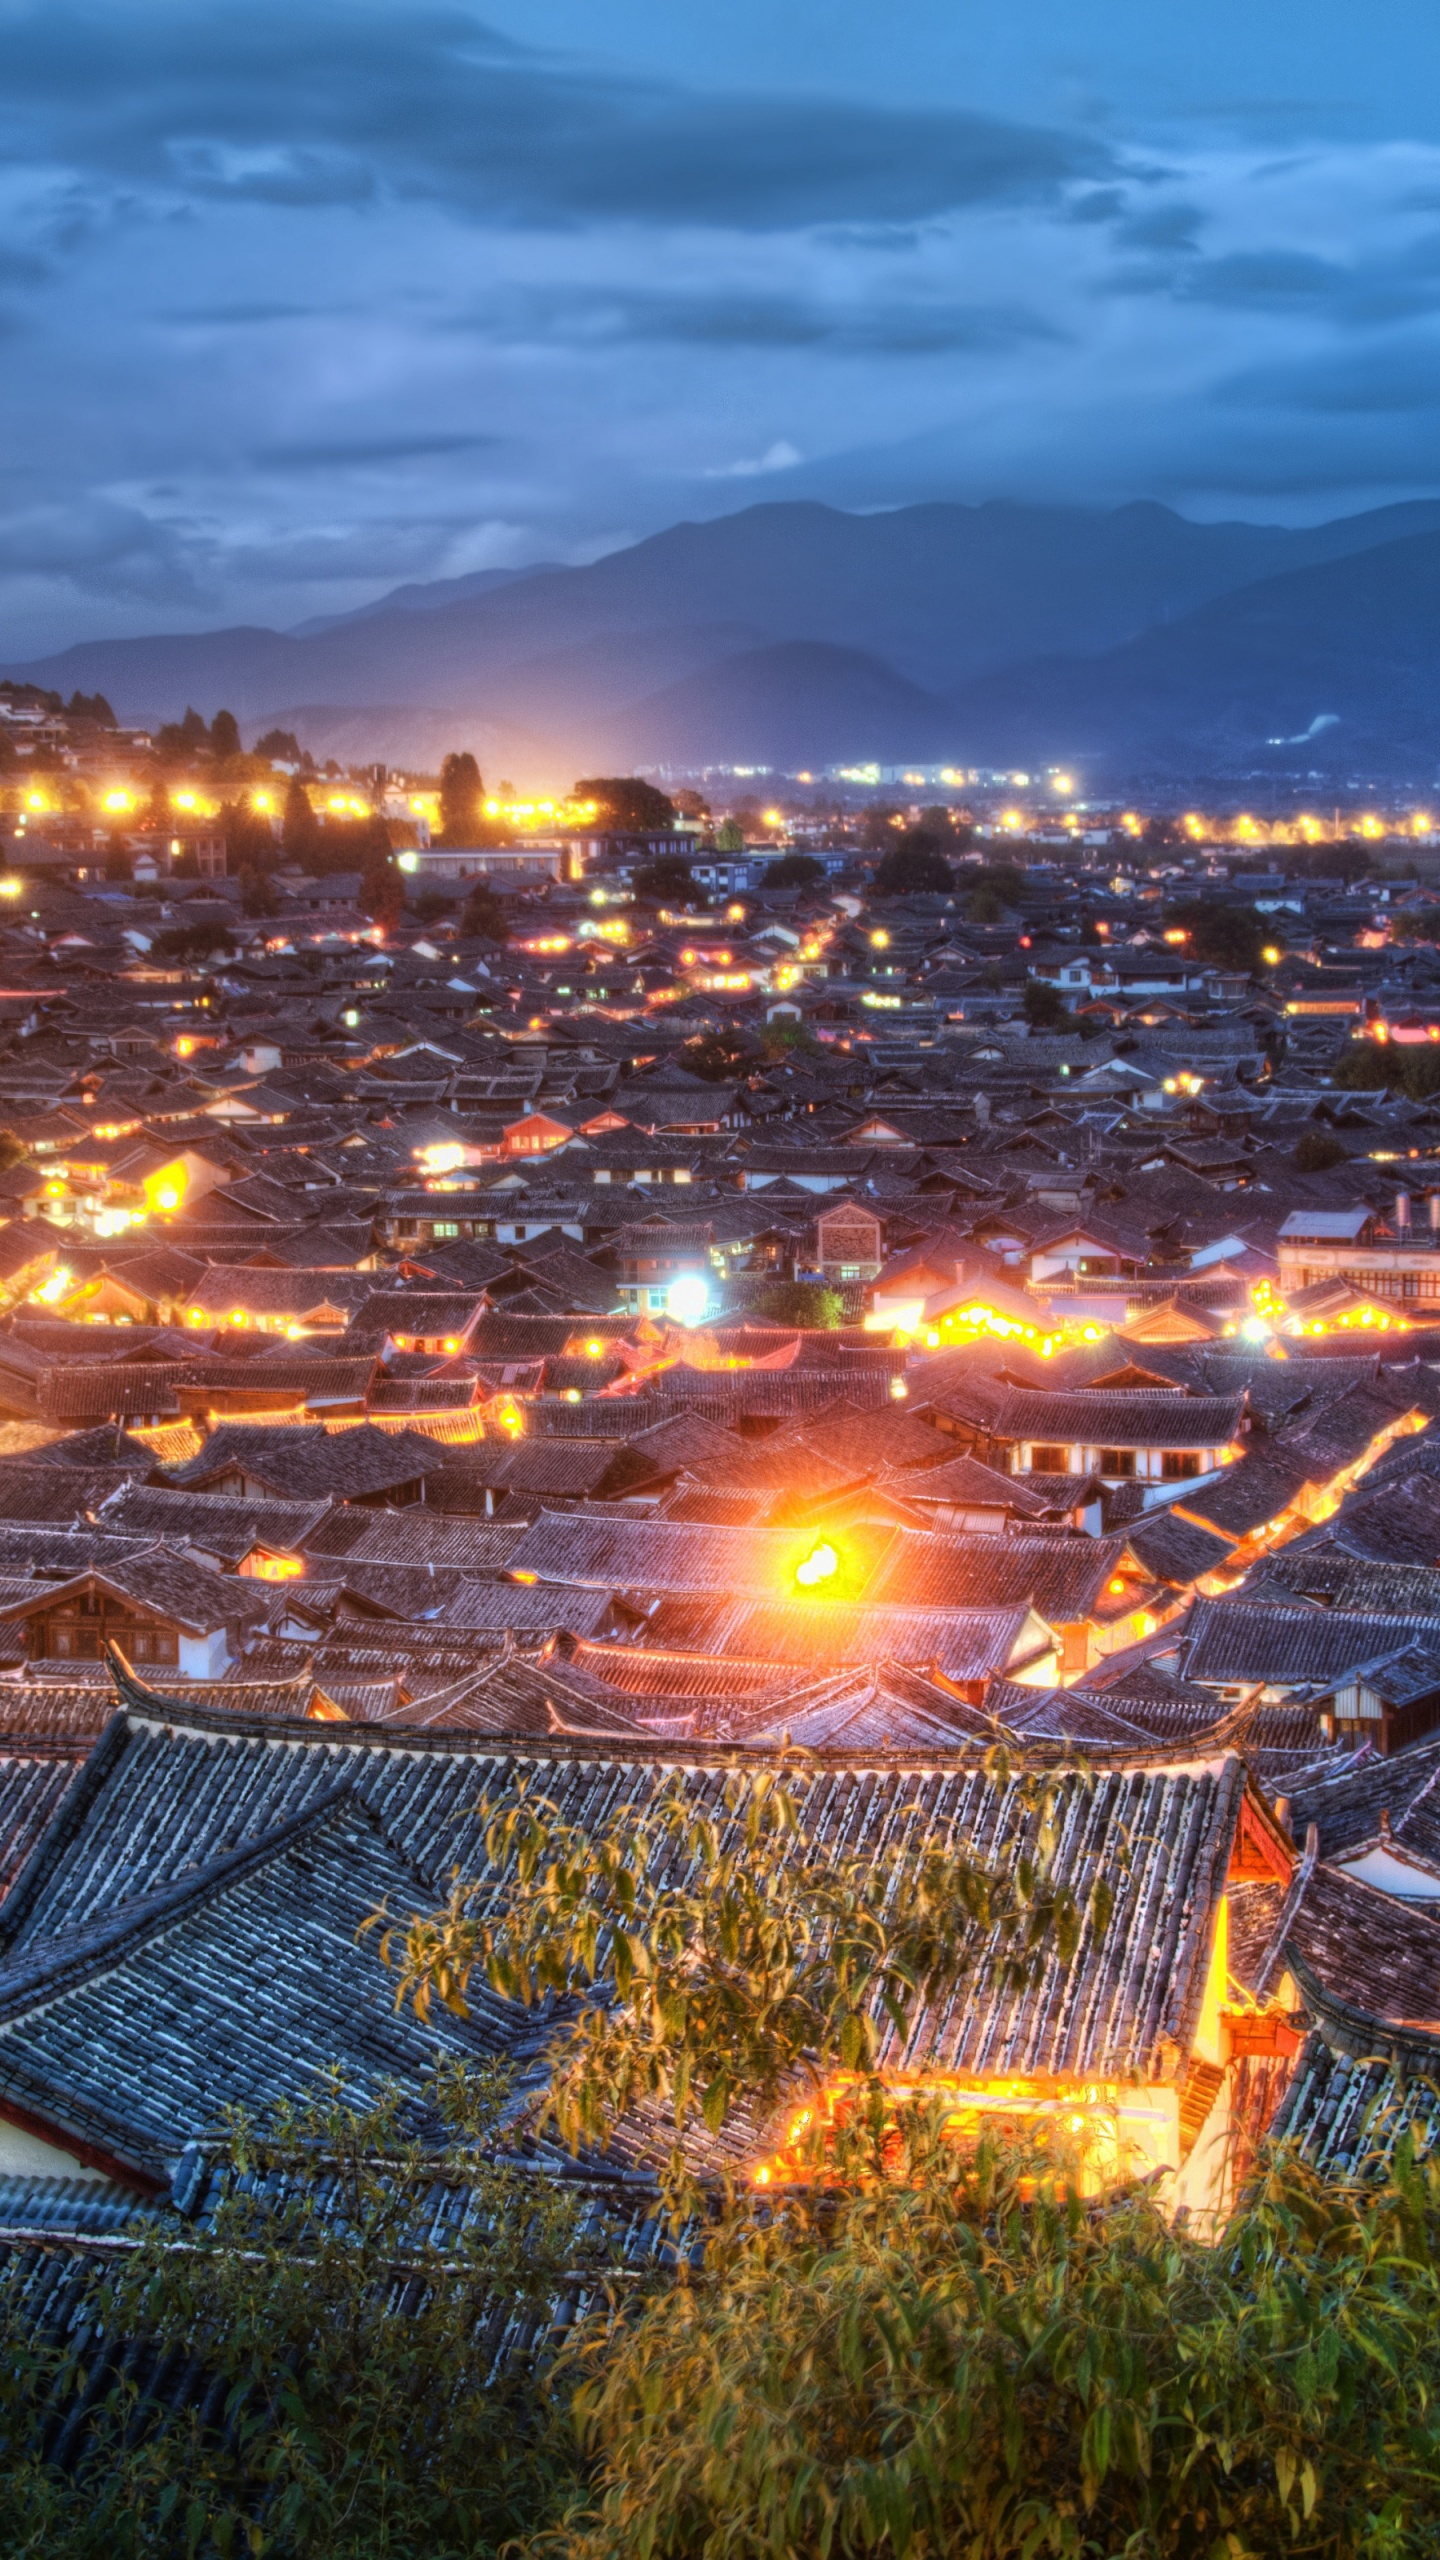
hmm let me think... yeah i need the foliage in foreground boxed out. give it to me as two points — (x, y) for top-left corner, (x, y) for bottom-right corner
(0, 2066), (589, 2560)
(549, 2101), (1440, 2560)
(377, 1760), (1105, 2207)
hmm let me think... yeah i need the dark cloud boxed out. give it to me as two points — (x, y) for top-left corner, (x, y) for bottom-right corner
(256, 433), (504, 470)
(469, 283), (1056, 356)
(1224, 339), (1440, 415)
(1179, 249), (1346, 306)
(0, 1), (1116, 232)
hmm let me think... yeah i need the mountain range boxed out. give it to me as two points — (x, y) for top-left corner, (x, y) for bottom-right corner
(11, 495), (1440, 787)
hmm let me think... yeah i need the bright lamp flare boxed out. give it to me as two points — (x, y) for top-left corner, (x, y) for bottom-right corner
(666, 1275), (710, 1327)
(795, 1540), (839, 1589)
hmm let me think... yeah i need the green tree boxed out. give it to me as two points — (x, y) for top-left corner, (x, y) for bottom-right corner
(281, 775), (321, 864)
(380, 1762), (1102, 2200)
(66, 689), (116, 726)
(1391, 905), (1440, 943)
(746, 1277), (845, 1327)
(361, 838), (405, 931)
(715, 817), (745, 852)
(1333, 1041), (1394, 1090)
(1163, 897), (1267, 971)
(255, 726), (306, 765)
(680, 1029), (755, 1081)
(238, 863), (280, 917)
(154, 705), (209, 763)
(575, 777), (677, 834)
(632, 852), (702, 906)
(1401, 1046), (1440, 1101)
(152, 920), (234, 961)
(1022, 975), (1069, 1030)
(763, 851), (824, 889)
(550, 2125), (1440, 2560)
(438, 750), (484, 846)
(207, 707), (241, 761)
(461, 882), (510, 942)
(0, 2067), (587, 2559)
(872, 834), (953, 897)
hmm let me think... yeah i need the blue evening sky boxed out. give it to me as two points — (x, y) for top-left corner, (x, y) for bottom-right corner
(4, 0), (1440, 652)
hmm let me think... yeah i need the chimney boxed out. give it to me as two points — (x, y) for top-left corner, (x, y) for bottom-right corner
(1396, 1190), (1411, 1230)
(1430, 1193), (1440, 1235)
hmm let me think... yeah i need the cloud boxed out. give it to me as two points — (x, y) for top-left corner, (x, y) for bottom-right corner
(5, 6), (1440, 652)
(0, 1), (1116, 232)
(705, 442), (802, 480)
(256, 433), (504, 471)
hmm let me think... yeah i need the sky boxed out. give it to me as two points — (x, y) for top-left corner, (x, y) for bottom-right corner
(7, 0), (1440, 655)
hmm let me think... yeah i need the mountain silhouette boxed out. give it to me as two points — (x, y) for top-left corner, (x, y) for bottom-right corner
(12, 495), (1440, 780)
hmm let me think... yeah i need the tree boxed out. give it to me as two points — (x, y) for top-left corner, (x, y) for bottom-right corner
(575, 777), (677, 834)
(220, 798), (277, 879)
(1333, 1041), (1394, 1091)
(1163, 897), (1267, 971)
(746, 1278), (844, 1327)
(237, 864), (279, 917)
(1402, 1047), (1440, 1102)
(461, 881), (510, 942)
(763, 851), (824, 889)
(208, 707), (241, 761)
(255, 726), (306, 765)
(380, 1762), (1102, 2197)
(551, 2129), (1440, 2560)
(1294, 1129), (1348, 1171)
(66, 689), (115, 726)
(680, 1029), (756, 1081)
(1022, 976), (1070, 1030)
(633, 852), (703, 906)
(1392, 904), (1440, 943)
(0, 2067), (588, 2558)
(154, 705), (209, 763)
(964, 881), (1009, 923)
(438, 749), (484, 847)
(361, 837), (405, 931)
(281, 775), (322, 864)
(714, 817), (745, 852)
(153, 920), (235, 961)
(872, 834), (953, 897)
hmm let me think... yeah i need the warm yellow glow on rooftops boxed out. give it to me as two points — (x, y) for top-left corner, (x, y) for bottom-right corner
(750, 2072), (1180, 2194)
(102, 788), (133, 815)
(142, 1164), (187, 1217)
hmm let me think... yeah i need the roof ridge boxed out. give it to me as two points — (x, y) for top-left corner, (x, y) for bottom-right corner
(0, 1784), (361, 2022)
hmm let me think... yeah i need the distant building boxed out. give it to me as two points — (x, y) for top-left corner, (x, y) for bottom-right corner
(401, 841), (581, 888)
